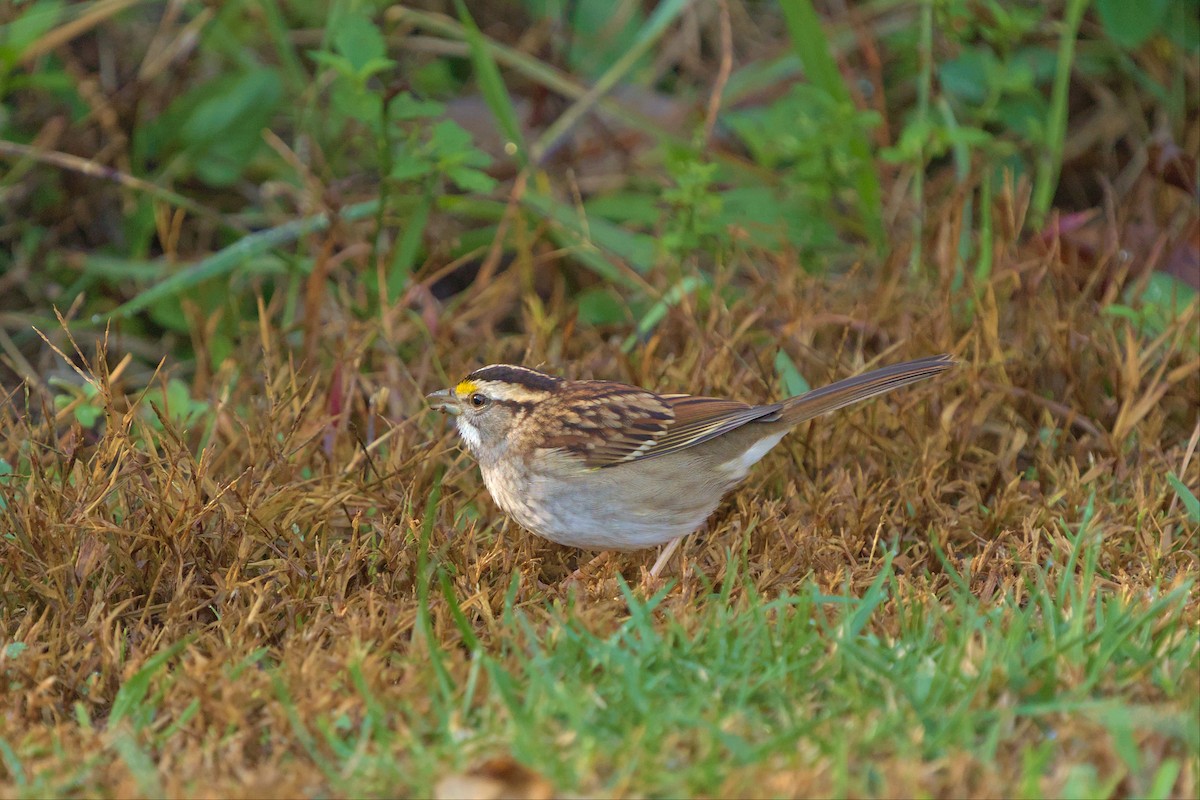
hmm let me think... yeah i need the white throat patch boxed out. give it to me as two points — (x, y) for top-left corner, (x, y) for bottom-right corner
(456, 417), (482, 453)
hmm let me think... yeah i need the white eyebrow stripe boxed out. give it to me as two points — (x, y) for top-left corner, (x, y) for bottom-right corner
(470, 381), (550, 404)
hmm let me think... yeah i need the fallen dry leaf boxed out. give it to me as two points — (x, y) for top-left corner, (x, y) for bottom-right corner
(434, 756), (556, 800)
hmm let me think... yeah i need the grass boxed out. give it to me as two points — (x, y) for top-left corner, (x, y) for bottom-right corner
(1, 258), (1197, 796)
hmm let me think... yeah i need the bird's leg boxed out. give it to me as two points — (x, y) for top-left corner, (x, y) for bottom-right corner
(645, 536), (685, 583)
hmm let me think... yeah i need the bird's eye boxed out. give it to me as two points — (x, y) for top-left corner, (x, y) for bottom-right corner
(469, 392), (488, 408)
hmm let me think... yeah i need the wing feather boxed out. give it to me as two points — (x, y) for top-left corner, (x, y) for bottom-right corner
(540, 383), (781, 468)
(644, 396), (782, 461)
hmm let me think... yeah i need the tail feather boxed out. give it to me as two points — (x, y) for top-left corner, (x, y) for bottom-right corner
(780, 354), (955, 425)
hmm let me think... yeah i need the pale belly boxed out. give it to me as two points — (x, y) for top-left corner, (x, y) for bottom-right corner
(482, 464), (720, 550)
(479, 431), (787, 550)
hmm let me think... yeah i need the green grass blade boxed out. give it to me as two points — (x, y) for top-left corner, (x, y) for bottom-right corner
(0, 738), (24, 787)
(388, 190), (433, 302)
(521, 191), (653, 287)
(110, 732), (163, 798)
(1031, 0), (1089, 228)
(273, 673), (335, 776)
(108, 199), (380, 319)
(621, 275), (705, 352)
(416, 473), (454, 702)
(1167, 473), (1199, 523)
(439, 569), (482, 651)
(975, 167), (995, 283)
(453, 0), (527, 167)
(531, 0), (692, 164)
(845, 551), (894, 639)
(393, 7), (773, 186)
(774, 349), (810, 396)
(108, 636), (192, 728)
(1146, 758), (1183, 800)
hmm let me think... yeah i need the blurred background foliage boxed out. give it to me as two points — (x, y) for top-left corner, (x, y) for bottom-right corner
(0, 0), (1196, 394)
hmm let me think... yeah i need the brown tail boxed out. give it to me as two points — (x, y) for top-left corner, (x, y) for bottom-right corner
(780, 354), (955, 425)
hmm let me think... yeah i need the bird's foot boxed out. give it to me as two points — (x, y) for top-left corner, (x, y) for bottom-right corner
(638, 536), (684, 592)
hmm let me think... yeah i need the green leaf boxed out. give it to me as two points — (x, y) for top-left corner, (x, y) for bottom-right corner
(165, 379), (192, 420)
(74, 404), (102, 429)
(1140, 271), (1199, 318)
(775, 350), (811, 397)
(779, 0), (883, 249)
(439, 571), (481, 651)
(1106, 271), (1199, 342)
(1163, 1), (1200, 52)
(355, 56), (397, 82)
(718, 186), (839, 253)
(577, 287), (629, 326)
(331, 11), (386, 72)
(308, 50), (356, 78)
(0, 1), (65, 71)
(428, 118), (474, 153)
(1095, 0), (1171, 49)
(939, 49), (993, 106)
(390, 93), (446, 120)
(445, 164), (497, 194)
(1167, 473), (1200, 523)
(993, 94), (1048, 141)
(390, 150), (433, 182)
(177, 69), (284, 186)
(180, 69), (282, 149)
(523, 192), (655, 283)
(584, 193), (661, 226)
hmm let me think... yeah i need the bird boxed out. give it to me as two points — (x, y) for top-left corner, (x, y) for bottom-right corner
(427, 354), (954, 575)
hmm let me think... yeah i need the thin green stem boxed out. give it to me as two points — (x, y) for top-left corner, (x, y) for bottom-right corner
(1032, 0), (1090, 228)
(909, 0), (933, 275)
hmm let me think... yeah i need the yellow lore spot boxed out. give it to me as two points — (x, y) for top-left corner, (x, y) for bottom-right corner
(455, 380), (479, 397)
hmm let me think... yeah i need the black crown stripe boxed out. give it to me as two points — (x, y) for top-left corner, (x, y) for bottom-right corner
(466, 365), (561, 392)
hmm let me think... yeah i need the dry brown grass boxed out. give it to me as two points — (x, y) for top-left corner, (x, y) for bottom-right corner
(2, 181), (1198, 796)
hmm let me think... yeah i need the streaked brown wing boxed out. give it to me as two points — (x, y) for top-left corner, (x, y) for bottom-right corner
(637, 394), (783, 464)
(538, 383), (674, 467)
(541, 382), (782, 468)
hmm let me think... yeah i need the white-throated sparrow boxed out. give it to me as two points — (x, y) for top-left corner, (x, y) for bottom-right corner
(427, 355), (954, 553)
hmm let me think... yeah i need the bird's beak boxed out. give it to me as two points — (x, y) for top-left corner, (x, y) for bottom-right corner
(426, 389), (461, 415)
